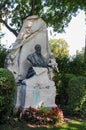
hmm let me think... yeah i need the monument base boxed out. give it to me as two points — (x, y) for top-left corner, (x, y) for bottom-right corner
(14, 68), (56, 109)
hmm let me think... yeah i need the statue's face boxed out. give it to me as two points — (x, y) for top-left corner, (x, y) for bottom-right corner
(36, 47), (41, 55)
(35, 45), (41, 55)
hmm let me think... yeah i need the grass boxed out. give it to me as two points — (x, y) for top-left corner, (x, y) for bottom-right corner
(0, 119), (86, 130)
(59, 120), (86, 130)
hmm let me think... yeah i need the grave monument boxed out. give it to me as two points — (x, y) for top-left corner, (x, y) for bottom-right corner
(5, 15), (58, 109)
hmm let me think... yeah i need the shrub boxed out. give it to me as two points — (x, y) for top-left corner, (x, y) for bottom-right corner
(69, 53), (86, 76)
(0, 44), (8, 68)
(67, 76), (86, 118)
(21, 106), (64, 125)
(0, 68), (16, 123)
(54, 72), (76, 106)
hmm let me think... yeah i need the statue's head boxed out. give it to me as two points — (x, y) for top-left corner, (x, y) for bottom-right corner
(35, 44), (41, 55)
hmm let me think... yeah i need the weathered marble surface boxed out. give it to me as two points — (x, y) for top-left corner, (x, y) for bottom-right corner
(5, 16), (51, 82)
(15, 68), (56, 108)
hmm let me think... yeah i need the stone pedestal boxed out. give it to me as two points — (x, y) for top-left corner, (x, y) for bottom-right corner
(14, 68), (56, 109)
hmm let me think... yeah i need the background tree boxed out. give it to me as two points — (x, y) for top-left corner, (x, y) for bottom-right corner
(49, 38), (71, 107)
(53, 45), (86, 110)
(49, 38), (70, 73)
(49, 38), (69, 58)
(69, 49), (86, 76)
(0, 0), (85, 37)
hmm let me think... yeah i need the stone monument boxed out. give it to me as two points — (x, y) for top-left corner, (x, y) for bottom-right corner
(5, 15), (58, 109)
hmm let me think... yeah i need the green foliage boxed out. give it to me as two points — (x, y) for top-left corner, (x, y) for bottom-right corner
(56, 56), (70, 73)
(49, 38), (70, 74)
(43, 0), (86, 33)
(49, 38), (69, 58)
(0, 44), (8, 68)
(51, 47), (86, 113)
(60, 120), (86, 130)
(51, 41), (86, 76)
(49, 37), (71, 93)
(0, 68), (16, 123)
(69, 52), (86, 76)
(0, 0), (85, 36)
(67, 76), (86, 117)
(54, 72), (76, 107)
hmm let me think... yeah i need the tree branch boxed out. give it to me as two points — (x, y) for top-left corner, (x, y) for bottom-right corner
(0, 19), (18, 37)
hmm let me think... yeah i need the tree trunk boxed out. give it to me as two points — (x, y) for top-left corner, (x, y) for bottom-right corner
(29, 0), (35, 16)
